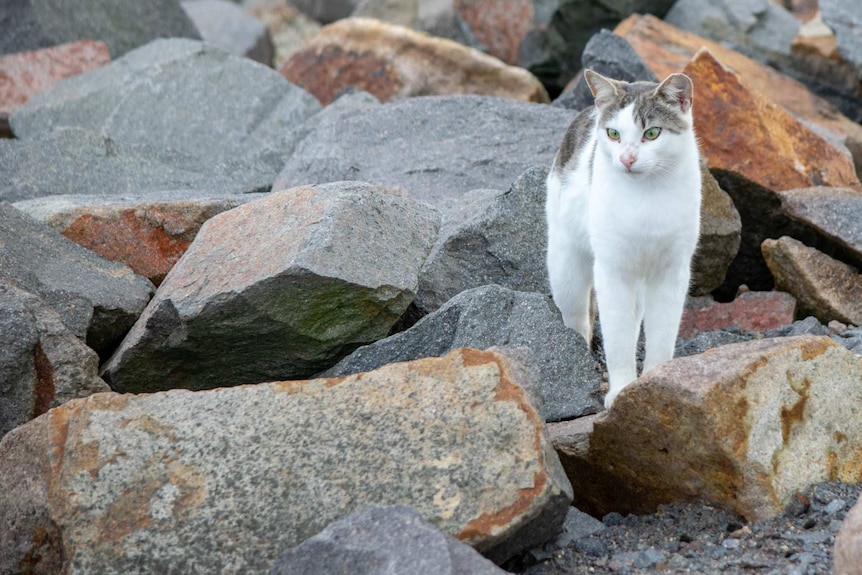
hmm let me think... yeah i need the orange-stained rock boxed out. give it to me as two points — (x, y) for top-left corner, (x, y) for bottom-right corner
(280, 17), (549, 105)
(614, 14), (862, 177)
(553, 336), (862, 522)
(679, 291), (797, 339)
(0, 41), (110, 136)
(683, 49), (860, 192)
(453, 0), (534, 66)
(762, 236), (862, 325)
(0, 349), (572, 572)
(16, 197), (246, 286)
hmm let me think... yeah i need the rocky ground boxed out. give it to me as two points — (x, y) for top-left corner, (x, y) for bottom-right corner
(509, 481), (862, 575)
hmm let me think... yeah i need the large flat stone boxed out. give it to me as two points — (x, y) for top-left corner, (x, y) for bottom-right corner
(555, 336), (862, 522)
(780, 186), (862, 269)
(0, 348), (573, 573)
(101, 182), (440, 393)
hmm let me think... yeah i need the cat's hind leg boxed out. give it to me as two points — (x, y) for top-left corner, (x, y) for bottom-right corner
(642, 264), (690, 374)
(548, 243), (594, 346)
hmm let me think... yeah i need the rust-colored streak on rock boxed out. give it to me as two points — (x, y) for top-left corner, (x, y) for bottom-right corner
(453, 0), (534, 65)
(32, 343), (55, 417)
(281, 44), (401, 105)
(781, 378), (810, 444)
(95, 480), (160, 543)
(799, 337), (832, 360)
(19, 526), (64, 575)
(684, 49), (860, 192)
(63, 210), (190, 285)
(456, 348), (549, 542)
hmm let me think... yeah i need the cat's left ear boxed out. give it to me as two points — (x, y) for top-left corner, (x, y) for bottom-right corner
(656, 73), (693, 114)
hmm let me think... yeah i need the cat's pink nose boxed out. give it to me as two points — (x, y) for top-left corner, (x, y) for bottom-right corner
(620, 153), (637, 170)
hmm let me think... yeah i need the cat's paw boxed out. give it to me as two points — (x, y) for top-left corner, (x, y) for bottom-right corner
(604, 388), (621, 410)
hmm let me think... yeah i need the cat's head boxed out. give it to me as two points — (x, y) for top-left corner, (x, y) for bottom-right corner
(585, 69), (694, 178)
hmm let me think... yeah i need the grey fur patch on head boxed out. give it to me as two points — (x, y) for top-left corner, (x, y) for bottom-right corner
(587, 70), (692, 134)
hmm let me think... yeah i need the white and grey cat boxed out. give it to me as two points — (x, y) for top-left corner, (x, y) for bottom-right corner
(546, 69), (701, 409)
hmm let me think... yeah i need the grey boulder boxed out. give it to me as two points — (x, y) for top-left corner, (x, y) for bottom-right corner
(269, 505), (508, 575)
(324, 284), (603, 422)
(0, 202), (155, 357)
(181, 0), (274, 65)
(101, 182), (440, 393)
(0, 280), (109, 440)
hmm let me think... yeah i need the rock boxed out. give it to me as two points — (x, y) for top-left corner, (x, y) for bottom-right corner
(280, 18), (548, 106)
(269, 504), (508, 575)
(674, 328), (761, 358)
(555, 336), (862, 522)
(181, 0), (274, 65)
(0, 41), (110, 137)
(614, 14), (862, 179)
(0, 280), (109, 440)
(249, 1), (322, 69)
(0, 348), (573, 572)
(821, 0), (862, 121)
(101, 182), (439, 393)
(684, 49), (860, 194)
(0, 0), (201, 58)
(0, 128), (272, 203)
(679, 292), (797, 340)
(762, 236), (862, 325)
(9, 38), (321, 191)
(833, 327), (862, 357)
(323, 284), (603, 422)
(553, 29), (658, 111)
(352, 0), (418, 28)
(290, 0), (359, 23)
(835, 494), (862, 575)
(664, 0), (800, 67)
(14, 192), (252, 286)
(780, 187), (862, 269)
(273, 94), (574, 209)
(416, 167), (550, 312)
(0, 202), (155, 357)
(450, 0), (547, 67)
(692, 162), (742, 295)
(765, 316), (830, 339)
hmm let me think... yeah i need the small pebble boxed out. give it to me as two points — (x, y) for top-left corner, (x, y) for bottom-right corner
(722, 538), (741, 550)
(823, 499), (846, 516)
(574, 538), (608, 558)
(601, 512), (624, 526)
(633, 548), (665, 569)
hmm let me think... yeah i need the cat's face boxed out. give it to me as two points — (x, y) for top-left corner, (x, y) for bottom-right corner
(586, 71), (694, 178)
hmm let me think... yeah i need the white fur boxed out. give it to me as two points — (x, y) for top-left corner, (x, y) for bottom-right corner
(547, 96), (701, 409)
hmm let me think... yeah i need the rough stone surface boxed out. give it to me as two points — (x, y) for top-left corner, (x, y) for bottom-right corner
(0, 348), (573, 573)
(780, 186), (862, 269)
(0, 0), (201, 58)
(324, 284), (604, 422)
(280, 18), (548, 106)
(15, 192), (252, 286)
(0, 280), (108, 440)
(679, 292), (797, 340)
(181, 0), (274, 65)
(0, 128), (273, 203)
(269, 504), (509, 575)
(273, 94), (574, 209)
(614, 14), (862, 178)
(101, 182), (440, 393)
(835, 493), (862, 575)
(0, 202), (155, 357)
(9, 38), (321, 192)
(821, 0), (862, 82)
(684, 49), (860, 193)
(692, 162), (742, 295)
(351, 0), (418, 28)
(556, 336), (862, 522)
(553, 29), (658, 111)
(249, 0), (322, 69)
(417, 167), (550, 312)
(762, 236), (862, 326)
(290, 0), (359, 23)
(0, 40), (110, 136)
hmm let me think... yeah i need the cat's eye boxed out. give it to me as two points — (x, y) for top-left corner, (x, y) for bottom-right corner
(643, 127), (662, 140)
(607, 128), (620, 141)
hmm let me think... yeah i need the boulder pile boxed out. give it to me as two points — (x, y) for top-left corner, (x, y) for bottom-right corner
(1, 0), (862, 573)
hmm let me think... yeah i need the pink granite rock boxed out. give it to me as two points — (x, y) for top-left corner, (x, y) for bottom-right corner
(679, 292), (797, 339)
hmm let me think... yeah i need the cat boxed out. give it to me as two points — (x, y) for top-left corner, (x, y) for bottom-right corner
(546, 69), (701, 409)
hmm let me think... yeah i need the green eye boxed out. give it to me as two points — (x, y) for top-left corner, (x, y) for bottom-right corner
(607, 128), (620, 141)
(644, 127), (661, 140)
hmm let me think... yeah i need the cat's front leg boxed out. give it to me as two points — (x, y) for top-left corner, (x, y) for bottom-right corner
(642, 264), (690, 374)
(594, 264), (640, 409)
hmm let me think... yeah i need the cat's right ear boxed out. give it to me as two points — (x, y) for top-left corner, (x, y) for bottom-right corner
(585, 70), (619, 108)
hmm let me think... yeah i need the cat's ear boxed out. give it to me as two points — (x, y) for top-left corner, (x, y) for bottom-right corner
(585, 70), (621, 108)
(656, 73), (693, 114)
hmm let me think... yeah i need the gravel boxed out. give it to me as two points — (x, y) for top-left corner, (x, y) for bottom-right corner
(505, 481), (861, 574)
